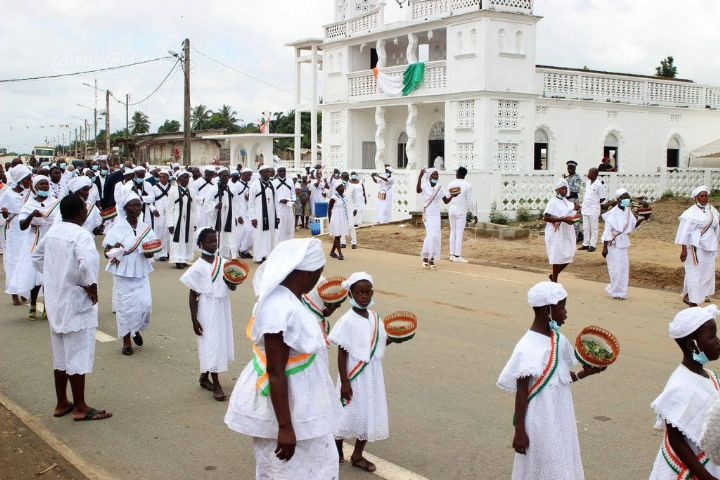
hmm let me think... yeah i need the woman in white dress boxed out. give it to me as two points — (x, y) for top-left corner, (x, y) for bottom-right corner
(675, 186), (719, 306)
(67, 176), (102, 234)
(372, 166), (394, 224)
(543, 180), (579, 283)
(327, 183), (350, 261)
(416, 168), (455, 270)
(497, 281), (605, 480)
(0, 164), (33, 305)
(103, 191), (158, 356)
(180, 228), (236, 401)
(224, 238), (339, 479)
(329, 272), (390, 473)
(10, 175), (60, 320)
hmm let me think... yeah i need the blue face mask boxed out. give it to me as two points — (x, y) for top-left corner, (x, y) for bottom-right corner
(351, 175), (358, 181)
(549, 319), (560, 331)
(92, 165), (99, 171)
(134, 177), (144, 184)
(619, 198), (631, 208)
(100, 169), (108, 176)
(343, 180), (348, 186)
(60, 163), (67, 169)
(430, 178), (438, 186)
(693, 341), (710, 365)
(350, 297), (375, 310)
(37, 190), (49, 198)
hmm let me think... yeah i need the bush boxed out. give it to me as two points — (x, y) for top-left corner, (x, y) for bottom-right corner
(661, 189), (674, 199)
(516, 206), (531, 222)
(489, 202), (510, 225)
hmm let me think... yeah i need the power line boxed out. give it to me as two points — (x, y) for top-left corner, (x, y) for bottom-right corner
(0, 56), (173, 83)
(127, 58), (181, 107)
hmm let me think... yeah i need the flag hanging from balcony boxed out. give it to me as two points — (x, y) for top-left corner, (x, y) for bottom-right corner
(373, 62), (425, 96)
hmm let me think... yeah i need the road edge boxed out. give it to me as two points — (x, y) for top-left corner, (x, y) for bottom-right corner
(0, 390), (115, 480)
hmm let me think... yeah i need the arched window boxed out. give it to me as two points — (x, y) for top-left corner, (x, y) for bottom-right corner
(456, 31), (463, 53)
(337, 53), (343, 73)
(603, 132), (620, 171)
(470, 29), (477, 52)
(515, 31), (524, 54)
(397, 132), (408, 169)
(534, 128), (549, 170)
(498, 29), (506, 53)
(667, 135), (682, 169)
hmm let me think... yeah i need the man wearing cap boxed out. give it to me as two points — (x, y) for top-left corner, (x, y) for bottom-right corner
(248, 165), (278, 263)
(273, 166), (296, 243)
(130, 166), (158, 228)
(564, 161), (583, 242)
(0, 164), (33, 305)
(371, 165), (394, 224)
(167, 171), (196, 269)
(579, 168), (606, 253)
(151, 170), (172, 261)
(206, 169), (237, 258)
(193, 167), (217, 229)
(232, 168), (254, 259)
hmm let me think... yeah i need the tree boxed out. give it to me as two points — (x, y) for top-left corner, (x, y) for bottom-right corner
(270, 110), (322, 153)
(217, 104), (240, 132)
(191, 104), (213, 131)
(655, 56), (678, 79)
(158, 119), (181, 134)
(130, 111), (150, 134)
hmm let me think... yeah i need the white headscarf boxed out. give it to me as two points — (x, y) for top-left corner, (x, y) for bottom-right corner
(692, 186), (710, 199)
(527, 281), (568, 307)
(555, 179), (569, 191)
(68, 176), (92, 193)
(117, 191), (141, 219)
(386, 166), (394, 174)
(252, 238), (326, 301)
(32, 174), (50, 188)
(615, 188), (629, 200)
(9, 164), (31, 187)
(424, 168), (438, 181)
(342, 272), (374, 291)
(669, 305), (718, 339)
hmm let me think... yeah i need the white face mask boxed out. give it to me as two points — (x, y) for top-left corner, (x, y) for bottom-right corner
(199, 248), (216, 257)
(350, 297), (375, 310)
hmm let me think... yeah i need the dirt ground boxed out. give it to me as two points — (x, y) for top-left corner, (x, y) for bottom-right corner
(355, 195), (716, 293)
(0, 404), (88, 480)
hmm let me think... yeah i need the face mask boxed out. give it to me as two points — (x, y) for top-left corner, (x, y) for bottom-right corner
(549, 319), (560, 331)
(134, 177), (144, 184)
(349, 297), (375, 310)
(343, 180), (348, 186)
(92, 165), (99, 171)
(619, 198), (631, 208)
(351, 175), (358, 181)
(430, 178), (438, 186)
(693, 340), (710, 365)
(60, 163), (67, 169)
(199, 248), (216, 257)
(100, 169), (108, 176)
(385, 171), (391, 176)
(37, 190), (49, 198)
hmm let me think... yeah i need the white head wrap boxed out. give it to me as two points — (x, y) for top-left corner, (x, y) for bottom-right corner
(615, 188), (629, 200)
(117, 191), (142, 219)
(32, 175), (50, 188)
(252, 238), (326, 299)
(68, 176), (92, 193)
(692, 186), (710, 199)
(342, 272), (374, 291)
(669, 305), (718, 339)
(386, 166), (394, 174)
(527, 281), (568, 308)
(9, 164), (31, 187)
(424, 168), (438, 181)
(133, 166), (147, 174)
(259, 165), (274, 173)
(555, 179), (569, 191)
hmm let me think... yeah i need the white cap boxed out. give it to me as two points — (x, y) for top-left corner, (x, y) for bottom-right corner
(527, 281), (568, 307)
(669, 305), (718, 339)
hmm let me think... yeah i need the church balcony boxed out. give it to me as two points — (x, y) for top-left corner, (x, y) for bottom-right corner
(539, 66), (720, 111)
(347, 60), (447, 101)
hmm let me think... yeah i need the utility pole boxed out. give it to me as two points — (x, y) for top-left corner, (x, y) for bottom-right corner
(125, 93), (129, 134)
(84, 119), (88, 158)
(182, 38), (191, 166)
(105, 89), (111, 155)
(93, 78), (98, 151)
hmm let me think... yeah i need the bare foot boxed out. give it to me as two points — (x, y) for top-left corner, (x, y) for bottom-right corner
(212, 385), (226, 401)
(199, 374), (214, 391)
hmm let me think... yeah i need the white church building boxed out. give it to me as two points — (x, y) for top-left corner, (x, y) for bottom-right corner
(288, 0), (720, 221)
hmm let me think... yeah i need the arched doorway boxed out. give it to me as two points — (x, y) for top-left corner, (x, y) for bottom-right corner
(667, 135), (681, 169)
(397, 132), (408, 169)
(428, 121), (444, 168)
(534, 129), (549, 170)
(603, 132), (620, 170)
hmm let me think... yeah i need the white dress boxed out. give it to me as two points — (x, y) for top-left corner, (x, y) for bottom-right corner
(497, 330), (584, 480)
(544, 196), (577, 265)
(248, 179), (278, 262)
(151, 182), (172, 258)
(224, 285), (340, 479)
(601, 206), (637, 299)
(649, 365), (720, 479)
(375, 176), (394, 224)
(180, 257), (235, 373)
(231, 181), (253, 254)
(0, 189), (30, 294)
(328, 309), (389, 442)
(675, 204), (720, 304)
(302, 282), (331, 371)
(103, 218), (157, 338)
(420, 180), (444, 261)
(167, 185), (196, 264)
(328, 193), (350, 238)
(273, 176), (296, 243)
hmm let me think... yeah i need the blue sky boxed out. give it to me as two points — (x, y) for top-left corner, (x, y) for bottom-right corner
(1, 0), (718, 153)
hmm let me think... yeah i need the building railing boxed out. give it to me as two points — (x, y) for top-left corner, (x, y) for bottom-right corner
(348, 60), (447, 100)
(539, 68), (720, 110)
(324, 6), (382, 40)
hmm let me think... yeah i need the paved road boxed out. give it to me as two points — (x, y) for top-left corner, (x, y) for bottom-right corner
(0, 240), (691, 479)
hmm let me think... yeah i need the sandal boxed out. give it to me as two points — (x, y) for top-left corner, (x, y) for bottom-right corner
(330, 252), (338, 258)
(133, 332), (143, 347)
(199, 375), (214, 391)
(28, 307), (37, 321)
(74, 408), (112, 422)
(121, 346), (133, 356)
(213, 386), (226, 402)
(351, 457), (376, 473)
(337, 255), (344, 261)
(53, 404), (74, 418)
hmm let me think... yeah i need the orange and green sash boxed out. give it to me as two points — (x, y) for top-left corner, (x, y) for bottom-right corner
(251, 344), (316, 397)
(30, 226), (41, 252)
(43, 200), (60, 218)
(513, 330), (559, 425)
(342, 311), (380, 406)
(123, 225), (152, 255)
(85, 204), (97, 222)
(302, 295), (330, 346)
(210, 256), (223, 283)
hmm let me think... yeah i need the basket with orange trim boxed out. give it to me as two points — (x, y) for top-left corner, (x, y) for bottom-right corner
(568, 213), (582, 224)
(449, 186), (462, 196)
(100, 207), (117, 221)
(141, 239), (162, 255)
(574, 325), (620, 368)
(317, 276), (348, 304)
(223, 259), (250, 286)
(383, 311), (418, 343)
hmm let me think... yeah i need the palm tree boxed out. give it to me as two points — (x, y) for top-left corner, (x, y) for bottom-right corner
(191, 104), (213, 131)
(217, 104), (239, 131)
(130, 111), (150, 134)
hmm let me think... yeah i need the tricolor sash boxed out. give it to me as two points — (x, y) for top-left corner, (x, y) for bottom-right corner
(252, 344), (316, 397)
(123, 225), (152, 255)
(43, 200), (60, 218)
(210, 256), (223, 283)
(342, 310), (380, 406)
(302, 295), (330, 346)
(513, 329), (559, 425)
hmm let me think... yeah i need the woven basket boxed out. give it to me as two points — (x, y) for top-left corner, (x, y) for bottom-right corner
(223, 259), (249, 285)
(383, 311), (418, 343)
(569, 213), (582, 224)
(141, 239), (162, 254)
(636, 207), (653, 219)
(449, 187), (461, 196)
(317, 276), (348, 304)
(574, 325), (620, 368)
(100, 207), (117, 221)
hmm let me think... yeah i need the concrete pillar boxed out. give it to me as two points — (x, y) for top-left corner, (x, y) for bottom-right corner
(311, 44), (318, 165)
(294, 47), (302, 169)
(374, 106), (386, 170)
(406, 104), (417, 169)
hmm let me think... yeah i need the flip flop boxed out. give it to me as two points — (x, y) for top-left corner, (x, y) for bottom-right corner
(351, 457), (376, 472)
(53, 404), (74, 418)
(74, 408), (112, 422)
(133, 333), (143, 346)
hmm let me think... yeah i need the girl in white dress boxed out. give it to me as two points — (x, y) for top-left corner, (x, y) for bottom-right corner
(10, 175), (60, 320)
(0, 164), (33, 306)
(180, 228), (236, 401)
(543, 180), (579, 283)
(497, 281), (605, 480)
(103, 192), (158, 356)
(328, 183), (350, 261)
(675, 186), (720, 307)
(416, 168), (455, 270)
(329, 272), (390, 473)
(649, 305), (720, 479)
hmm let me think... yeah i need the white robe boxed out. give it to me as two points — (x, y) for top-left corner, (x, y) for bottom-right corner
(675, 204), (720, 304)
(329, 309), (389, 442)
(231, 181), (253, 254)
(420, 180), (444, 261)
(649, 365), (720, 479)
(152, 182), (172, 258)
(498, 330), (583, 480)
(375, 176), (394, 224)
(82, 202), (102, 233)
(167, 185), (196, 264)
(273, 176), (296, 243)
(601, 206), (637, 299)
(248, 179), (278, 262)
(347, 181), (366, 226)
(205, 185), (237, 258)
(328, 193), (350, 238)
(544, 197), (577, 265)
(0, 189), (30, 295)
(180, 257), (234, 373)
(194, 178), (216, 229)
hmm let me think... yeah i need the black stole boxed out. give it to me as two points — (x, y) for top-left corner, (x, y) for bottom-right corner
(133, 183), (154, 228)
(214, 185), (234, 233)
(256, 180), (276, 231)
(172, 186), (192, 243)
(155, 184), (170, 201)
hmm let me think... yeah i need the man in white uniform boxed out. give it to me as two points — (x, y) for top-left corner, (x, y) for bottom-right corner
(309, 169), (326, 218)
(447, 167), (478, 263)
(273, 166), (296, 243)
(248, 165), (278, 263)
(32, 194), (111, 422)
(205, 169), (237, 258)
(130, 166), (157, 228)
(232, 168), (254, 259)
(372, 165), (395, 224)
(167, 171), (196, 269)
(579, 168), (607, 253)
(151, 170), (172, 261)
(192, 167), (216, 229)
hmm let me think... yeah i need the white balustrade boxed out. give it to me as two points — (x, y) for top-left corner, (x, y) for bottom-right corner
(487, 0), (533, 14)
(324, 7), (380, 40)
(348, 61), (447, 99)
(499, 172), (556, 212)
(411, 0), (449, 20)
